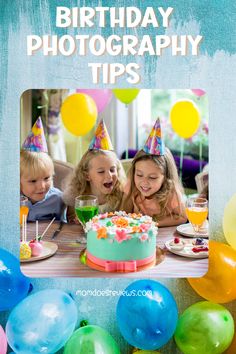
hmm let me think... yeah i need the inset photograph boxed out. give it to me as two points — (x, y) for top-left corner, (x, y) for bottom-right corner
(20, 89), (209, 278)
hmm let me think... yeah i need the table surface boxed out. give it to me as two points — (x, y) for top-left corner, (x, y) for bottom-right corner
(21, 221), (208, 278)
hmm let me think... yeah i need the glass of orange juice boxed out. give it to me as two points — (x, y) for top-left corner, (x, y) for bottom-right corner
(186, 197), (208, 234)
(20, 195), (29, 226)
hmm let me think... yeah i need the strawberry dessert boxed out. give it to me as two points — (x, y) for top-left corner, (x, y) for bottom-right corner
(169, 237), (185, 251)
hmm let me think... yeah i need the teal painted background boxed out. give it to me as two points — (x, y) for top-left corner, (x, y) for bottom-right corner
(1, 1), (236, 352)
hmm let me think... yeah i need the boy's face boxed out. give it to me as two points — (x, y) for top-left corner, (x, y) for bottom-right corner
(87, 155), (118, 198)
(20, 171), (52, 203)
(134, 159), (164, 197)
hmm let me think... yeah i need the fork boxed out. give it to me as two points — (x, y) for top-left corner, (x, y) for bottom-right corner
(51, 221), (64, 239)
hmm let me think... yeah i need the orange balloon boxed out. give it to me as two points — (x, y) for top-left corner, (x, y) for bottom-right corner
(224, 329), (236, 354)
(188, 240), (236, 303)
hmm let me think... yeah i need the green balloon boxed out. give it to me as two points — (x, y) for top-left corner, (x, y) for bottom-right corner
(112, 89), (140, 104)
(174, 301), (234, 354)
(63, 325), (120, 354)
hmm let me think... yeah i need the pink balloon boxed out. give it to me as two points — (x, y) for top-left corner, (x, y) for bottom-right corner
(191, 89), (206, 97)
(0, 325), (7, 354)
(76, 89), (113, 113)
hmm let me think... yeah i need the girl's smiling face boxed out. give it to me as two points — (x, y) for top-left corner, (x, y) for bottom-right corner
(134, 159), (164, 197)
(87, 154), (118, 201)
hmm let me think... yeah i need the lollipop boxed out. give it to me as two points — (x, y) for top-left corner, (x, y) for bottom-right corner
(20, 243), (31, 260)
(20, 215), (31, 260)
(29, 221), (43, 256)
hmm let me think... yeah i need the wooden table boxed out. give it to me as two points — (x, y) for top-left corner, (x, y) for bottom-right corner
(21, 221), (208, 278)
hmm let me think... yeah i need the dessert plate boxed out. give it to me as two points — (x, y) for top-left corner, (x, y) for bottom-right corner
(165, 239), (209, 259)
(176, 222), (208, 238)
(20, 241), (58, 263)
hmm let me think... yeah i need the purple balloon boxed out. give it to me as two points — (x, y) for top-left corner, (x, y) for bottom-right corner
(76, 89), (113, 113)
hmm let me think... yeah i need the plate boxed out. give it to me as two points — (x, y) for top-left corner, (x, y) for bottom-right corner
(20, 241), (58, 263)
(165, 239), (208, 259)
(176, 222), (208, 238)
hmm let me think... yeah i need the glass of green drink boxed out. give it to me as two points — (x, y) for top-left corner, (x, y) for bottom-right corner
(75, 195), (98, 243)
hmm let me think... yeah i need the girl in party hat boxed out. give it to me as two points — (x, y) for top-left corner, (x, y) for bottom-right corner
(122, 118), (187, 226)
(20, 117), (66, 221)
(63, 119), (126, 223)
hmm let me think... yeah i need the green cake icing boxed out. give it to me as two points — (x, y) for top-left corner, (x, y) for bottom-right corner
(86, 211), (158, 261)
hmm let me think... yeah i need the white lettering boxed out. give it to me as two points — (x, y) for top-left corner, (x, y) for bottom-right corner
(126, 7), (142, 27)
(155, 35), (171, 55)
(158, 7), (173, 27)
(141, 7), (159, 27)
(56, 7), (71, 27)
(95, 7), (109, 27)
(188, 35), (203, 55)
(79, 7), (96, 27)
(27, 35), (42, 55)
(88, 63), (102, 83)
(138, 35), (155, 55)
(126, 63), (140, 84)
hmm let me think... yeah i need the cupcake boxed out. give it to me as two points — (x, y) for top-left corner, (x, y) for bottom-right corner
(192, 238), (207, 246)
(169, 237), (185, 251)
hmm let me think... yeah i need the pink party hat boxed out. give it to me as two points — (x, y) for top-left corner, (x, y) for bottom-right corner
(21, 117), (48, 152)
(143, 118), (165, 155)
(89, 119), (114, 151)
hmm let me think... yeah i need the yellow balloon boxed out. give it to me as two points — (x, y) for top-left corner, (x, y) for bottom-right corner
(223, 193), (236, 249)
(170, 100), (200, 139)
(61, 93), (97, 136)
(113, 89), (140, 104)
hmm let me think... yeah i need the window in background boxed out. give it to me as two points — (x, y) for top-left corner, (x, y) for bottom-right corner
(137, 89), (208, 161)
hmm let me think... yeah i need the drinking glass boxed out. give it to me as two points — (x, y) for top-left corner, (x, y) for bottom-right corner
(186, 197), (208, 235)
(20, 196), (29, 226)
(75, 195), (98, 243)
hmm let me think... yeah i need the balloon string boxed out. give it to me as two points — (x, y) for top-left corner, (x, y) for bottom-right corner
(111, 105), (114, 149)
(125, 105), (128, 160)
(199, 137), (203, 172)
(79, 136), (82, 161)
(125, 149), (128, 160)
(179, 139), (185, 181)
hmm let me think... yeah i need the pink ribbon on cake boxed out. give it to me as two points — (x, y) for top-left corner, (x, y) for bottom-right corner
(86, 251), (156, 272)
(105, 260), (137, 272)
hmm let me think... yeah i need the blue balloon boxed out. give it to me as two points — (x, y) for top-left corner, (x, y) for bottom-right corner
(0, 248), (30, 311)
(116, 280), (178, 350)
(6, 289), (78, 353)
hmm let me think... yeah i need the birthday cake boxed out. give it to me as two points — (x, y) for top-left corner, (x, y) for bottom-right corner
(85, 211), (158, 272)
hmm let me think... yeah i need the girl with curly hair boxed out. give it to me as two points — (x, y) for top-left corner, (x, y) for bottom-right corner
(63, 120), (126, 223)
